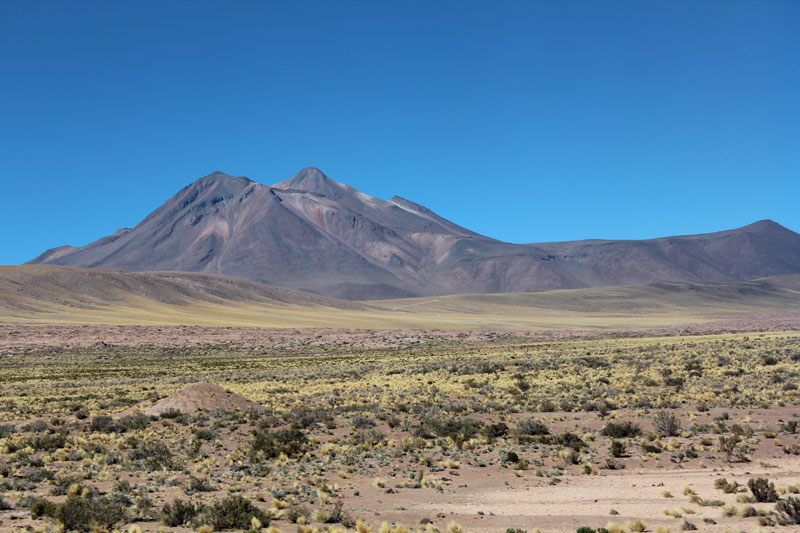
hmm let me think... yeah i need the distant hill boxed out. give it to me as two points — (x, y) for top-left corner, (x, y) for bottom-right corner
(0, 265), (363, 315)
(27, 167), (800, 299)
(2, 266), (799, 330)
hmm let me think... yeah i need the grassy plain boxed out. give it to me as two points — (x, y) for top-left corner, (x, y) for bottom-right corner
(1, 328), (800, 532)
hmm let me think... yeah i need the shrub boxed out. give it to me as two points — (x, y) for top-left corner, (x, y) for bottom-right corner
(184, 475), (214, 494)
(286, 505), (311, 524)
(713, 478), (740, 494)
(49, 495), (127, 532)
(514, 418), (549, 437)
(549, 431), (586, 451)
(202, 495), (271, 531)
(351, 415), (375, 429)
(89, 415), (115, 433)
(129, 440), (176, 470)
(87, 496), (128, 530)
(250, 428), (309, 459)
(160, 408), (185, 419)
(718, 434), (745, 462)
(748, 478), (778, 503)
(348, 429), (387, 447)
(118, 413), (150, 431)
(30, 498), (57, 518)
(610, 440), (626, 458)
(413, 417), (483, 447)
(776, 496), (800, 525)
(26, 432), (67, 451)
(162, 498), (202, 527)
(653, 411), (681, 436)
(483, 422), (509, 439)
(602, 421), (641, 439)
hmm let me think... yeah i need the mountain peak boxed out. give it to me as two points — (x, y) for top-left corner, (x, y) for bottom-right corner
(743, 219), (780, 230)
(273, 167), (341, 194)
(185, 172), (254, 198)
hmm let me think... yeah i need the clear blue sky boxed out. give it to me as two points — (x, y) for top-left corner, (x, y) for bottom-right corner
(1, 0), (798, 265)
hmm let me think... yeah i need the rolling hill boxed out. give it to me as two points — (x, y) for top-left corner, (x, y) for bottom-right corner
(2, 265), (800, 330)
(27, 168), (800, 299)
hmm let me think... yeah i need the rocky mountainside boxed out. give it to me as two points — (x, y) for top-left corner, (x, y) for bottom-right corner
(28, 168), (800, 299)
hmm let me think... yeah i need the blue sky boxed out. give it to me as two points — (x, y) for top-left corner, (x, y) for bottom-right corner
(1, 0), (798, 265)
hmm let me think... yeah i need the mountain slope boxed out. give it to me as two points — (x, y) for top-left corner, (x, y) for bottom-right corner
(28, 168), (800, 299)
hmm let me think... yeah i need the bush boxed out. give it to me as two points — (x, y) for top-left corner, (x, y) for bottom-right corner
(602, 421), (641, 438)
(482, 422), (509, 439)
(718, 434), (745, 462)
(89, 415), (115, 433)
(514, 418), (549, 437)
(713, 478), (740, 494)
(413, 417), (483, 447)
(286, 505), (311, 524)
(30, 498), (57, 518)
(129, 440), (176, 471)
(250, 428), (309, 459)
(118, 413), (150, 431)
(545, 431), (586, 451)
(48, 495), (127, 532)
(160, 408), (185, 419)
(776, 496), (800, 525)
(202, 495), (271, 531)
(161, 498), (202, 527)
(348, 429), (386, 447)
(610, 440), (626, 458)
(653, 410), (681, 436)
(351, 415), (375, 429)
(748, 478), (778, 503)
(26, 432), (67, 451)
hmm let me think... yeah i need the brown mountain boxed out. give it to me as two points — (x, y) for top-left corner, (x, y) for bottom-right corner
(27, 168), (800, 299)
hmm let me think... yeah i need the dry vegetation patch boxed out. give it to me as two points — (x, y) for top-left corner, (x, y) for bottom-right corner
(0, 328), (799, 532)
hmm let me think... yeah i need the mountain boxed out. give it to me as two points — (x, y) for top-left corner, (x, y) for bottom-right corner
(27, 168), (800, 299)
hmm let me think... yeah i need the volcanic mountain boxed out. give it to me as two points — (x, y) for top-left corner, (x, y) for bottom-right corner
(28, 168), (800, 299)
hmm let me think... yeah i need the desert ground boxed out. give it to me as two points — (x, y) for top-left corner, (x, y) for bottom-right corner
(1, 317), (800, 533)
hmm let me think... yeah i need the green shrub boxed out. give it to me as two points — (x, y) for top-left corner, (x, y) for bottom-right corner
(610, 440), (626, 458)
(514, 418), (549, 437)
(30, 498), (57, 518)
(348, 429), (386, 447)
(50, 495), (127, 532)
(202, 495), (271, 531)
(483, 422), (509, 439)
(713, 478), (740, 494)
(129, 440), (176, 471)
(602, 421), (641, 438)
(776, 496), (800, 525)
(161, 498), (203, 527)
(26, 432), (67, 451)
(250, 428), (309, 459)
(89, 415), (115, 433)
(748, 478), (778, 502)
(413, 417), (483, 447)
(118, 413), (150, 431)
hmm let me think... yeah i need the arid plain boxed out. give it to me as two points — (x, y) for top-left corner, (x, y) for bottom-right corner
(1, 266), (800, 532)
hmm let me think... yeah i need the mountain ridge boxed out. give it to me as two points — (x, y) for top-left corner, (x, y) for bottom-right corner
(27, 168), (800, 300)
